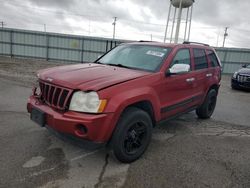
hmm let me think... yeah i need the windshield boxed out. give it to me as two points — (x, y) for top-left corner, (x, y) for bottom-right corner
(97, 44), (171, 72)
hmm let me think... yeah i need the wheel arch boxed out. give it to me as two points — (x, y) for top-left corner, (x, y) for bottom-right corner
(208, 84), (220, 95)
(107, 99), (157, 147)
(126, 100), (156, 127)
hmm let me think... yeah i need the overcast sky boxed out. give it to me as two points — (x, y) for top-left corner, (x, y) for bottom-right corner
(1, 0), (250, 48)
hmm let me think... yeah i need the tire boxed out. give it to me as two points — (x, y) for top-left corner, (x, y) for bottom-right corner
(111, 107), (153, 163)
(196, 89), (217, 119)
(231, 84), (238, 90)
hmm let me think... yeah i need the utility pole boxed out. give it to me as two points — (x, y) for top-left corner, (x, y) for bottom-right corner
(222, 27), (229, 47)
(0, 21), (6, 28)
(112, 17), (117, 39)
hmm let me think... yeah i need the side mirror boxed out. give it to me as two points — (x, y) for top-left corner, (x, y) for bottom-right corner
(166, 64), (190, 76)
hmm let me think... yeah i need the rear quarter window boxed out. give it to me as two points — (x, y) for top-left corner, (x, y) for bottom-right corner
(207, 50), (220, 67)
(193, 49), (208, 70)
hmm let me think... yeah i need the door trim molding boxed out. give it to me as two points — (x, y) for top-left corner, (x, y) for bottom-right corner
(160, 94), (203, 114)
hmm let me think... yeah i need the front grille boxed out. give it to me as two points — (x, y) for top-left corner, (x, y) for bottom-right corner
(39, 81), (73, 110)
(237, 74), (250, 83)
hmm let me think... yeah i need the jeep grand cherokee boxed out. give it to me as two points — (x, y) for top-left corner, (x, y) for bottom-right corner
(27, 42), (222, 163)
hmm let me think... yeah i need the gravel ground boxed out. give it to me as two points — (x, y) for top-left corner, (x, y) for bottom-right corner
(0, 56), (250, 188)
(0, 56), (71, 87)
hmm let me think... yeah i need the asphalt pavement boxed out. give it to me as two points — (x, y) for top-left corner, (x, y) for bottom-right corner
(0, 75), (250, 188)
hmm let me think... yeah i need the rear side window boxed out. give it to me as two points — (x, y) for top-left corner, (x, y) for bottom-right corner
(193, 49), (208, 70)
(207, 50), (220, 67)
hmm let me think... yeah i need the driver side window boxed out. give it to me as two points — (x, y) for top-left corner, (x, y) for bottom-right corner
(170, 49), (191, 69)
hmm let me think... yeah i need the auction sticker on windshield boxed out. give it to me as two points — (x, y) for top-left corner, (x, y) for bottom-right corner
(146, 50), (165, 57)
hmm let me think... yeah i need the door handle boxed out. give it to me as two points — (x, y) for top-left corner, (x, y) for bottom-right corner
(186, 78), (195, 82)
(206, 73), (212, 77)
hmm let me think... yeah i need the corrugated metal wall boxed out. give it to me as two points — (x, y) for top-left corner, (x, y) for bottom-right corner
(215, 48), (250, 74)
(0, 28), (124, 63)
(1, 28), (250, 74)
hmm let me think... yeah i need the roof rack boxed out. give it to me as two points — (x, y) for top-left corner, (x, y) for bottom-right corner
(138, 40), (157, 42)
(183, 41), (210, 47)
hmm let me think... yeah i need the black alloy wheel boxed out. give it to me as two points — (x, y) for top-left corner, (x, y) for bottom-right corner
(111, 107), (153, 163)
(124, 122), (147, 155)
(196, 89), (217, 119)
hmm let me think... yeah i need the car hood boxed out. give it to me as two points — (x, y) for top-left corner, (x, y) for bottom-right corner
(38, 63), (150, 91)
(238, 68), (250, 75)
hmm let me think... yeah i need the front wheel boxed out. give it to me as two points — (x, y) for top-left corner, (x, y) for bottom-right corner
(196, 89), (217, 119)
(111, 107), (153, 163)
(231, 83), (239, 90)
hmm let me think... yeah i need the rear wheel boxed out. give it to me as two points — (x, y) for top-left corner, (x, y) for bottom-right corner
(111, 107), (153, 163)
(196, 89), (217, 119)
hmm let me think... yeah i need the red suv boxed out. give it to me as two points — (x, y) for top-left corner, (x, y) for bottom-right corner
(27, 42), (221, 163)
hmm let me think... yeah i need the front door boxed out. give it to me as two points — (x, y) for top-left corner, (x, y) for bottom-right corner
(159, 48), (197, 120)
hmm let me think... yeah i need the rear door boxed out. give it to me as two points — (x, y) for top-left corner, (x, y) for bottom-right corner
(206, 50), (222, 84)
(191, 48), (210, 99)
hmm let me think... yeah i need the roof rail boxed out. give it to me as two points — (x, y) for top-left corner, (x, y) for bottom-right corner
(138, 40), (156, 42)
(183, 41), (210, 47)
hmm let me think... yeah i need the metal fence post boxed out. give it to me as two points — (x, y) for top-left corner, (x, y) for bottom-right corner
(222, 50), (228, 73)
(110, 41), (113, 50)
(46, 34), (49, 61)
(106, 40), (108, 52)
(81, 38), (84, 63)
(10, 30), (13, 58)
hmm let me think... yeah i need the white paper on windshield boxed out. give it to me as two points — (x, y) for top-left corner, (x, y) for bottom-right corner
(146, 50), (165, 57)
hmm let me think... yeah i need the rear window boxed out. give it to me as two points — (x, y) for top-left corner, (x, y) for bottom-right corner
(207, 50), (220, 67)
(193, 49), (208, 70)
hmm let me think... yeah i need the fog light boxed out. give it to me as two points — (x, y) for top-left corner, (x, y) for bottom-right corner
(75, 124), (88, 137)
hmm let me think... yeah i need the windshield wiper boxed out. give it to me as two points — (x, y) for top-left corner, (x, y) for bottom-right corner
(94, 61), (104, 64)
(106, 63), (132, 69)
(94, 62), (133, 69)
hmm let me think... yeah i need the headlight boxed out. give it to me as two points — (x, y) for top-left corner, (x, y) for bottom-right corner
(69, 91), (107, 113)
(32, 80), (41, 96)
(233, 72), (238, 79)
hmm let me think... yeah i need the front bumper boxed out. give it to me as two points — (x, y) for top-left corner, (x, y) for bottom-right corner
(231, 77), (250, 89)
(27, 96), (116, 144)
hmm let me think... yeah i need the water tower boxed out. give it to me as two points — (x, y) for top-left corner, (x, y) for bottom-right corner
(164, 0), (195, 43)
